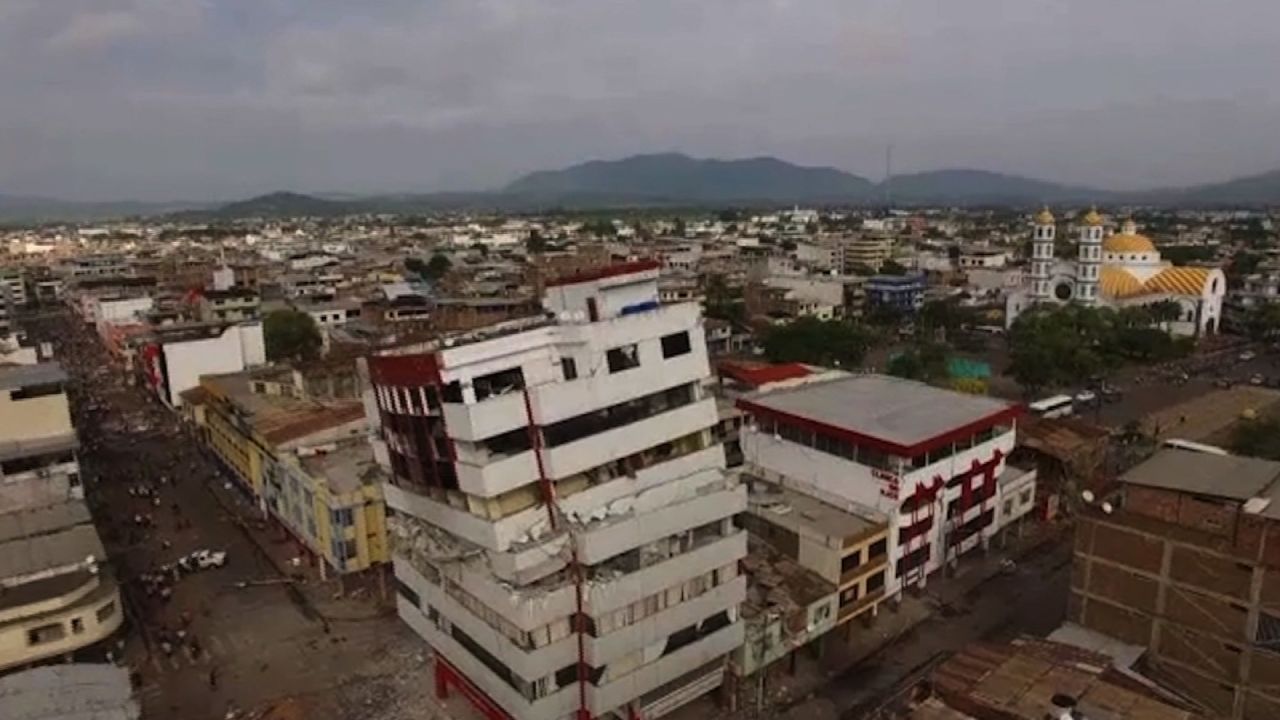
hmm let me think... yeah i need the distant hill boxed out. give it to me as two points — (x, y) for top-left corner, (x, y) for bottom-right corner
(504, 153), (877, 203)
(8, 153), (1280, 222)
(1139, 169), (1280, 207)
(0, 194), (204, 223)
(881, 169), (1112, 205)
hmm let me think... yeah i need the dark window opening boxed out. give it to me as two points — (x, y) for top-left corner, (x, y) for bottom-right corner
(866, 570), (885, 593)
(441, 381), (464, 403)
(841, 551), (863, 575)
(661, 331), (692, 359)
(394, 579), (420, 608)
(840, 585), (861, 606)
(482, 426), (533, 457)
(869, 538), (887, 559)
(543, 383), (695, 447)
(896, 545), (931, 577)
(607, 344), (641, 373)
(561, 357), (578, 381)
(473, 367), (526, 401)
(11, 382), (63, 401)
(898, 516), (934, 544)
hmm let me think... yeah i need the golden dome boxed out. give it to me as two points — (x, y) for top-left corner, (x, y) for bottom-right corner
(1081, 207), (1104, 226)
(1034, 207), (1055, 225)
(1103, 233), (1157, 254)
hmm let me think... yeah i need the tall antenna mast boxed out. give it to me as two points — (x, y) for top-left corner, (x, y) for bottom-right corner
(884, 143), (894, 210)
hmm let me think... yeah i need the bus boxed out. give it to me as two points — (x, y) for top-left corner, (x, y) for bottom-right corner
(1162, 438), (1230, 456)
(1028, 394), (1075, 419)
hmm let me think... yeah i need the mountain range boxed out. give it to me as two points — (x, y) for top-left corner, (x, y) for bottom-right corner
(4, 153), (1280, 222)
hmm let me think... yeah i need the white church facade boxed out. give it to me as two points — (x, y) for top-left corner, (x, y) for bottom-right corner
(1005, 208), (1225, 336)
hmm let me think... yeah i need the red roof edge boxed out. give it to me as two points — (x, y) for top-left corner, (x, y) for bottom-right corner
(544, 259), (661, 288)
(718, 361), (812, 388)
(736, 397), (1024, 458)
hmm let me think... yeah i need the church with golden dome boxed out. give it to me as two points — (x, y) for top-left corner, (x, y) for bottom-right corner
(1005, 209), (1226, 335)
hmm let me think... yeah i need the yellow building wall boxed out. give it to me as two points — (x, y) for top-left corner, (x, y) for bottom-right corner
(203, 403), (269, 498)
(274, 456), (388, 575)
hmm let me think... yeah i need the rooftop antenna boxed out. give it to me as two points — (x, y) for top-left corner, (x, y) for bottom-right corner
(884, 143), (894, 211)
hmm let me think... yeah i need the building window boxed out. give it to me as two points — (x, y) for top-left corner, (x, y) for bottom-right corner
(840, 585), (861, 606)
(866, 570), (885, 593)
(331, 507), (355, 527)
(660, 331), (692, 359)
(868, 538), (887, 559)
(840, 551), (863, 576)
(27, 623), (65, 646)
(561, 357), (578, 380)
(1004, 499), (1013, 517)
(96, 602), (116, 623)
(606, 344), (641, 373)
(394, 578), (420, 608)
(1019, 489), (1032, 505)
(71, 618), (84, 634)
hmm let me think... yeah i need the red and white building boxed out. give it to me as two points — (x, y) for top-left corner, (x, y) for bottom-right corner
(364, 261), (745, 720)
(737, 375), (1036, 597)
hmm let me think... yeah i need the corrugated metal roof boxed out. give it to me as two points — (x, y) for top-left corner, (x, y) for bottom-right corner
(1121, 448), (1280, 501)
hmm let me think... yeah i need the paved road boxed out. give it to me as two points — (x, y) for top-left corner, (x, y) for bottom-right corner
(803, 539), (1073, 719)
(23, 310), (444, 720)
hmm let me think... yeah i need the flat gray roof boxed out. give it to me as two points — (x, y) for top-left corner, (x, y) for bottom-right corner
(740, 374), (1016, 453)
(0, 363), (66, 392)
(0, 434), (78, 463)
(747, 480), (884, 542)
(1121, 448), (1280, 501)
(0, 501), (91, 544)
(0, 521), (103, 581)
(0, 663), (138, 720)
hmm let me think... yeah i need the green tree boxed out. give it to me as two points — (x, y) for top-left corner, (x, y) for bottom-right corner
(525, 229), (547, 254)
(425, 253), (452, 279)
(879, 259), (909, 275)
(888, 342), (949, 383)
(404, 257), (428, 277)
(264, 309), (322, 363)
(1228, 251), (1262, 280)
(763, 318), (871, 369)
(1147, 300), (1182, 328)
(1245, 303), (1280, 341)
(1231, 417), (1280, 460)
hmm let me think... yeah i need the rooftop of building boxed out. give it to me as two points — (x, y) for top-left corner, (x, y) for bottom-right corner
(925, 636), (1203, 720)
(0, 507), (103, 581)
(1121, 448), (1280, 504)
(0, 663), (139, 720)
(0, 362), (67, 392)
(297, 441), (381, 495)
(201, 370), (365, 447)
(739, 374), (1019, 456)
(740, 535), (835, 622)
(746, 476), (885, 543)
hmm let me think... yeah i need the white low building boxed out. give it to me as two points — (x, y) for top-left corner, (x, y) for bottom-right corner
(737, 374), (1035, 599)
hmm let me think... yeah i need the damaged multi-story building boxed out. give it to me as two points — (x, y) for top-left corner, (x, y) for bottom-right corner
(363, 261), (746, 720)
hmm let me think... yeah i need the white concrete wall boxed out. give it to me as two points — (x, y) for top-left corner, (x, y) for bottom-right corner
(162, 323), (263, 407)
(97, 296), (153, 324)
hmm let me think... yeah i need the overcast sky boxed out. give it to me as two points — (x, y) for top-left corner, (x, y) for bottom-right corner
(3, 0), (1279, 201)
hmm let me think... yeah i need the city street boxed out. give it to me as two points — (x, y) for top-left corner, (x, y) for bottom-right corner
(23, 310), (450, 720)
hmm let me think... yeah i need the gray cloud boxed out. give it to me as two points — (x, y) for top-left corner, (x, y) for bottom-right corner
(2, 0), (1278, 200)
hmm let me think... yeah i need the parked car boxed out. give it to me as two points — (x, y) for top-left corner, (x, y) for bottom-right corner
(1250, 374), (1265, 386)
(1240, 351), (1257, 361)
(1074, 390), (1098, 406)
